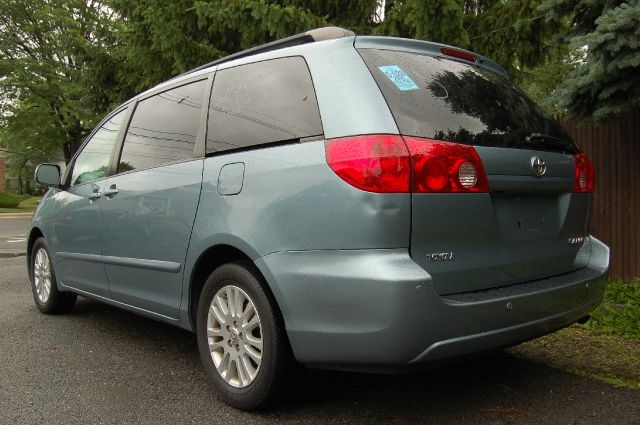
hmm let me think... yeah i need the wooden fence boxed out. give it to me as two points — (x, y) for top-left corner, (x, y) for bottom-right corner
(561, 107), (640, 281)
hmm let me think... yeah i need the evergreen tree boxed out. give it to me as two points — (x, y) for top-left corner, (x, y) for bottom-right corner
(539, 0), (640, 121)
(111, 0), (381, 90)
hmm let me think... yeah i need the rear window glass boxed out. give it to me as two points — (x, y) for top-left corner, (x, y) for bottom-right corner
(358, 49), (578, 154)
(206, 56), (322, 153)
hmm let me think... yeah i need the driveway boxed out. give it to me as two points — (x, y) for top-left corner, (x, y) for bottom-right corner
(1, 256), (639, 424)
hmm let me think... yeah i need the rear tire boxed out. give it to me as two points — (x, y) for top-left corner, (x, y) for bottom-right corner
(30, 237), (77, 314)
(196, 261), (290, 410)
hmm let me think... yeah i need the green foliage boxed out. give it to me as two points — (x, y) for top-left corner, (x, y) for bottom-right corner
(582, 279), (640, 339)
(112, 0), (380, 90)
(379, 0), (469, 47)
(0, 0), (125, 193)
(539, 0), (640, 121)
(466, 0), (567, 79)
(0, 192), (29, 208)
(518, 45), (578, 112)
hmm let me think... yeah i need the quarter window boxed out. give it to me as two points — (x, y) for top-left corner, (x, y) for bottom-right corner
(119, 79), (206, 172)
(206, 57), (322, 153)
(71, 109), (125, 186)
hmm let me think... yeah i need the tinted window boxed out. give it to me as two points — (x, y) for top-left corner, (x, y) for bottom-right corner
(119, 80), (206, 172)
(71, 109), (125, 186)
(206, 57), (322, 153)
(359, 49), (578, 154)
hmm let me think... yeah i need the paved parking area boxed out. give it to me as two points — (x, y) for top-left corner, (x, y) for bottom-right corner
(1, 255), (639, 424)
(0, 213), (31, 255)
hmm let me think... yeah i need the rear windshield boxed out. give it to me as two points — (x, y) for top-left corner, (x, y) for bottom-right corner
(358, 49), (578, 154)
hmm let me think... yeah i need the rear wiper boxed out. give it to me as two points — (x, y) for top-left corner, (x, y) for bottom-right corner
(520, 133), (577, 154)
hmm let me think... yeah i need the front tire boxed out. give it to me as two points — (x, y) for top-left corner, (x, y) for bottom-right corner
(196, 261), (290, 410)
(30, 237), (77, 314)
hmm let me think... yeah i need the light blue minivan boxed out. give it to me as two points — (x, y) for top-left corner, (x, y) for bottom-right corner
(29, 27), (609, 409)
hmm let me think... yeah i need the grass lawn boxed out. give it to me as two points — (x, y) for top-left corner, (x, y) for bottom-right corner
(0, 194), (42, 213)
(511, 279), (640, 389)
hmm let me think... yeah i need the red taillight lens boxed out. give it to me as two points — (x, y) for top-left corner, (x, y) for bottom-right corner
(440, 47), (477, 63)
(573, 153), (596, 192)
(325, 135), (489, 193)
(324, 135), (410, 193)
(404, 137), (489, 193)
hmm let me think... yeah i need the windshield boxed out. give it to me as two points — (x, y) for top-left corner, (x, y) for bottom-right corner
(358, 48), (578, 154)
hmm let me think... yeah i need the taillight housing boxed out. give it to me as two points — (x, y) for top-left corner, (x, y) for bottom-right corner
(324, 135), (410, 193)
(324, 135), (489, 193)
(573, 153), (596, 192)
(404, 137), (489, 193)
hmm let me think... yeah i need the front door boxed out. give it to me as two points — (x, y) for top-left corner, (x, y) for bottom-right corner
(48, 109), (127, 297)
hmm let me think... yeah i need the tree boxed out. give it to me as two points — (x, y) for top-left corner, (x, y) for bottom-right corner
(377, 0), (566, 81)
(539, 0), (640, 121)
(518, 44), (578, 112)
(378, 0), (469, 47)
(110, 0), (381, 91)
(0, 0), (125, 169)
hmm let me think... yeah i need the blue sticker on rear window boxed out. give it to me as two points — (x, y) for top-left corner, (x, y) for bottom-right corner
(378, 65), (420, 91)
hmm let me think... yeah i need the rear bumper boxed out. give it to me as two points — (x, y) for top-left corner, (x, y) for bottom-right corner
(255, 237), (609, 370)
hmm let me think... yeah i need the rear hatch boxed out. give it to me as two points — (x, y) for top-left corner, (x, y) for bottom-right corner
(357, 42), (593, 295)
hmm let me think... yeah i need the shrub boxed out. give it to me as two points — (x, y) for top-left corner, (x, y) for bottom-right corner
(582, 278), (640, 339)
(0, 192), (30, 208)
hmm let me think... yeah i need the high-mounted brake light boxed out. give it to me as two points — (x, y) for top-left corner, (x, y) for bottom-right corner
(440, 47), (477, 63)
(573, 153), (596, 192)
(324, 135), (489, 193)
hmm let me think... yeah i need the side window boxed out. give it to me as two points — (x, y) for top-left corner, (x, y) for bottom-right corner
(118, 79), (206, 172)
(71, 109), (126, 186)
(207, 56), (323, 153)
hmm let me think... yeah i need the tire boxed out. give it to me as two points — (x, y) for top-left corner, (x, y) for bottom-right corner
(196, 261), (290, 410)
(30, 237), (77, 314)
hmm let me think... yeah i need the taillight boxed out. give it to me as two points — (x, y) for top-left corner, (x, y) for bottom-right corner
(324, 135), (489, 193)
(404, 137), (489, 192)
(573, 153), (596, 192)
(324, 135), (410, 193)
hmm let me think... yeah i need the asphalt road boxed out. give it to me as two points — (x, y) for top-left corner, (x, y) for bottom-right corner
(0, 213), (31, 255)
(1, 256), (639, 425)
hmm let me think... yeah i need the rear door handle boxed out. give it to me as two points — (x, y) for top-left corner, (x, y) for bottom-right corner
(88, 192), (102, 200)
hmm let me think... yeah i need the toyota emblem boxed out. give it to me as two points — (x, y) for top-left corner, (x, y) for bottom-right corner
(531, 156), (546, 177)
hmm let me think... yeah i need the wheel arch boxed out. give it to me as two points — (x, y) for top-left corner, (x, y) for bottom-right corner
(188, 244), (280, 329)
(26, 227), (45, 277)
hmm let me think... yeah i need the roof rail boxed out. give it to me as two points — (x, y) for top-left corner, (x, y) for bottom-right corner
(176, 27), (355, 78)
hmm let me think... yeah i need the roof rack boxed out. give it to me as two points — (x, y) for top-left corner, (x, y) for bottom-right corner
(176, 27), (355, 78)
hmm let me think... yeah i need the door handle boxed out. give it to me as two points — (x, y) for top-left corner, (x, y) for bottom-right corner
(103, 186), (119, 198)
(88, 192), (102, 200)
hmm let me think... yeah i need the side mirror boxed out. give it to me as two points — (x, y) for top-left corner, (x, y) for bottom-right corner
(35, 163), (61, 187)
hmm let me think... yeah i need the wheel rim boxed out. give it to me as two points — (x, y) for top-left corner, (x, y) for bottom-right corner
(207, 285), (263, 388)
(33, 248), (52, 304)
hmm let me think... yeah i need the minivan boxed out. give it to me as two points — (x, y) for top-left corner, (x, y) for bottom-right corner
(29, 27), (609, 409)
